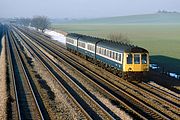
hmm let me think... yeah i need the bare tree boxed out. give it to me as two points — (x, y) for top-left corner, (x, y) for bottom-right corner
(107, 32), (130, 44)
(15, 18), (31, 26)
(31, 17), (40, 30)
(31, 16), (50, 32)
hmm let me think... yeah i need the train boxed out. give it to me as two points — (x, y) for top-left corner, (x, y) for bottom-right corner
(66, 33), (149, 81)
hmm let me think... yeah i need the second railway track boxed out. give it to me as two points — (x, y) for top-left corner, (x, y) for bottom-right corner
(7, 29), (45, 119)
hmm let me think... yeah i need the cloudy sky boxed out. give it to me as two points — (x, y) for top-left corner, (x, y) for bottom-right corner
(1, 0), (180, 18)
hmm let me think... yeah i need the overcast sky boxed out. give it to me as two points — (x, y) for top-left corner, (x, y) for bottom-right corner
(1, 0), (180, 18)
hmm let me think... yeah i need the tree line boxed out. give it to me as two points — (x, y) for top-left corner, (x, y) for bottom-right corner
(15, 16), (130, 44)
(15, 16), (50, 32)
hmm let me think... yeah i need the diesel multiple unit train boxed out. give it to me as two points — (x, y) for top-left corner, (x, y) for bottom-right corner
(66, 33), (149, 80)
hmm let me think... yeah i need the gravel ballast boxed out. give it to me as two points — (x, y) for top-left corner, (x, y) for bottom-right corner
(0, 36), (7, 120)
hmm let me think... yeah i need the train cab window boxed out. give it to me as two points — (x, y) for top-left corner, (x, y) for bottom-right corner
(134, 54), (140, 64)
(127, 54), (132, 64)
(142, 54), (147, 64)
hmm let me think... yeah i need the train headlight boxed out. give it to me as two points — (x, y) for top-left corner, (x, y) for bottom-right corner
(128, 67), (132, 71)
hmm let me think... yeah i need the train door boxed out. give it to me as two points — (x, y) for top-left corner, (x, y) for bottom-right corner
(123, 53), (133, 72)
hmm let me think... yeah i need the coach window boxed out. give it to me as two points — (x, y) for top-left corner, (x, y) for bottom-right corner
(116, 53), (118, 60)
(113, 52), (115, 59)
(87, 44), (90, 50)
(113, 52), (116, 59)
(134, 54), (140, 64)
(106, 50), (108, 56)
(67, 38), (69, 43)
(82, 43), (85, 48)
(88, 44), (94, 51)
(104, 49), (106, 55)
(101, 48), (104, 55)
(142, 54), (147, 64)
(97, 47), (99, 53)
(111, 51), (114, 58)
(107, 50), (109, 56)
(67, 38), (74, 44)
(114, 52), (116, 59)
(118, 54), (121, 61)
(92, 46), (95, 51)
(103, 49), (105, 55)
(79, 42), (85, 48)
(109, 51), (112, 58)
(71, 39), (74, 44)
(127, 54), (132, 64)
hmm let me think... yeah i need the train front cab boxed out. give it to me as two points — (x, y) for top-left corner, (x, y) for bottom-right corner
(123, 53), (149, 80)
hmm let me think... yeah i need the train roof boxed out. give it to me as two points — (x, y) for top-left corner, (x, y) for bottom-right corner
(97, 40), (148, 53)
(66, 33), (82, 39)
(67, 33), (148, 53)
(67, 33), (102, 44)
(78, 35), (102, 44)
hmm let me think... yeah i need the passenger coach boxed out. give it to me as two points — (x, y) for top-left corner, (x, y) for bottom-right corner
(96, 41), (149, 72)
(66, 33), (80, 52)
(66, 33), (149, 80)
(77, 36), (101, 59)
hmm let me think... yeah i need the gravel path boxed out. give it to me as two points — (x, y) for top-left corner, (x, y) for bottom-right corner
(0, 36), (7, 120)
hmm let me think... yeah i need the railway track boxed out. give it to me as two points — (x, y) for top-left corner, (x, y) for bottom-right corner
(28, 27), (180, 109)
(29, 29), (180, 102)
(15, 26), (179, 119)
(13, 26), (115, 119)
(136, 82), (179, 106)
(7, 30), (45, 119)
(29, 27), (180, 119)
(11, 29), (91, 120)
(14, 28), (148, 119)
(145, 82), (179, 98)
(6, 32), (20, 119)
